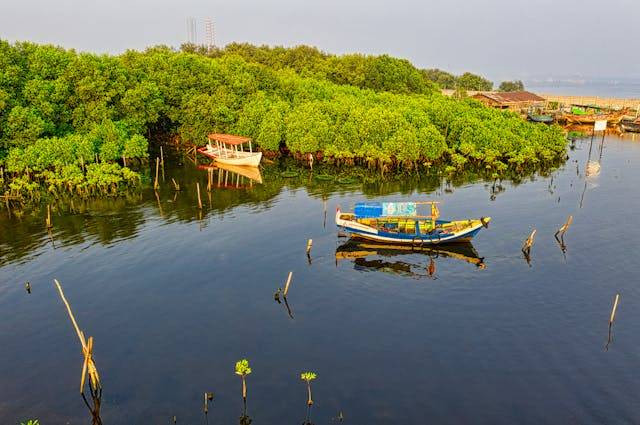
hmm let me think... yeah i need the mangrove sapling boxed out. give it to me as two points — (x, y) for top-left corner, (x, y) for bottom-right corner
(301, 372), (317, 424)
(235, 359), (252, 414)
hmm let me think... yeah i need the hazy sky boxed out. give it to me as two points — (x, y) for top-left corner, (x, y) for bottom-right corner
(2, 0), (639, 81)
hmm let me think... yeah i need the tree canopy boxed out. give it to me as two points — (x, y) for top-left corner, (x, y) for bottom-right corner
(0, 40), (566, 199)
(498, 80), (525, 92)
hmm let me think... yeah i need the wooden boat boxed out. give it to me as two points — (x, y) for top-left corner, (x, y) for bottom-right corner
(562, 110), (626, 126)
(336, 201), (490, 245)
(620, 118), (640, 133)
(197, 133), (262, 167)
(527, 113), (554, 123)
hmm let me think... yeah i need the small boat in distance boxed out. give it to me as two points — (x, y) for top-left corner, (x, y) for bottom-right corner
(620, 118), (640, 133)
(336, 201), (490, 245)
(527, 113), (554, 124)
(197, 133), (262, 167)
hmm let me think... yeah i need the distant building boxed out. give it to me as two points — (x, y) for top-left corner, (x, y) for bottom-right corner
(471, 91), (545, 110)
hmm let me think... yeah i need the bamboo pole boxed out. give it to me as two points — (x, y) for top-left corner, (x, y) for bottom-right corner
(609, 294), (620, 325)
(154, 158), (160, 190)
(522, 229), (536, 254)
(53, 279), (101, 392)
(171, 178), (180, 191)
(160, 145), (164, 166)
(555, 215), (573, 238)
(46, 204), (53, 229)
(306, 239), (313, 255)
(196, 183), (203, 209)
(283, 272), (293, 297)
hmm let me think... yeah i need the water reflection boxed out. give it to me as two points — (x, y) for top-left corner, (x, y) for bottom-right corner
(0, 148), (582, 267)
(335, 240), (485, 278)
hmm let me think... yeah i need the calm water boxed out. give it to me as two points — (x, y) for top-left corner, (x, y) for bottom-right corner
(2, 135), (640, 425)
(527, 79), (640, 98)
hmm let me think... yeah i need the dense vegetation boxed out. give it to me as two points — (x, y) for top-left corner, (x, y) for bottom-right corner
(499, 80), (525, 92)
(184, 42), (495, 93)
(0, 40), (565, 200)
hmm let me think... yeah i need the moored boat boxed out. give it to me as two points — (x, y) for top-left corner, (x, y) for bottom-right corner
(336, 201), (490, 245)
(620, 118), (640, 133)
(527, 113), (554, 123)
(561, 110), (627, 126)
(197, 133), (262, 167)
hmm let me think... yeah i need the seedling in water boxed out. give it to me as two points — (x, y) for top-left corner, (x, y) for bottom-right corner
(235, 359), (252, 402)
(300, 371), (317, 406)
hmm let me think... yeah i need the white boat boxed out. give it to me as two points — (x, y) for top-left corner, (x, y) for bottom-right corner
(197, 133), (262, 167)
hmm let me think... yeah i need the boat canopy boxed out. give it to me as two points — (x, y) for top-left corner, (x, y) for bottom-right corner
(354, 202), (417, 218)
(207, 133), (252, 145)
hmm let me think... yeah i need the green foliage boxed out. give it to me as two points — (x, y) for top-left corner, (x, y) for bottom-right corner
(0, 40), (566, 196)
(20, 420), (40, 425)
(457, 72), (494, 91)
(498, 80), (525, 92)
(300, 371), (317, 382)
(235, 359), (252, 376)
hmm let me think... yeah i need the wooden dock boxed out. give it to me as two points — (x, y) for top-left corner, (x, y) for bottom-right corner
(442, 89), (640, 113)
(539, 94), (640, 111)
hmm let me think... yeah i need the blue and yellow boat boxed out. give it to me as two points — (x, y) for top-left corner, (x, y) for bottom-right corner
(336, 201), (490, 245)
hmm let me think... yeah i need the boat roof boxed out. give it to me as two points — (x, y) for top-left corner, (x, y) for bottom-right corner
(207, 133), (252, 145)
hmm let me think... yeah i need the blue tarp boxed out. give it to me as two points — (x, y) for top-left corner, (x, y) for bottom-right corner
(354, 202), (417, 218)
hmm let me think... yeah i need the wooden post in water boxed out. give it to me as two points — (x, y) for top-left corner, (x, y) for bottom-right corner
(46, 204), (53, 229)
(555, 215), (573, 239)
(283, 272), (293, 297)
(53, 279), (101, 393)
(609, 294), (620, 326)
(154, 158), (160, 190)
(207, 168), (213, 191)
(160, 145), (164, 166)
(306, 239), (313, 255)
(196, 182), (203, 209)
(522, 229), (536, 255)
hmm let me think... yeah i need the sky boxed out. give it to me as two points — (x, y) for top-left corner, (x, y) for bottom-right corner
(2, 0), (639, 82)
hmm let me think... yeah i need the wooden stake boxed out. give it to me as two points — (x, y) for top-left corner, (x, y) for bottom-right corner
(522, 229), (536, 254)
(122, 154), (127, 168)
(46, 204), (53, 229)
(154, 157), (160, 190)
(54, 279), (101, 392)
(609, 294), (620, 325)
(555, 215), (573, 238)
(160, 145), (164, 166)
(196, 183), (203, 209)
(283, 272), (293, 297)
(306, 239), (313, 255)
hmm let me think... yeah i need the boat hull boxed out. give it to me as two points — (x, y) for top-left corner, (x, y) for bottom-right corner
(197, 147), (262, 167)
(528, 114), (554, 123)
(562, 111), (626, 125)
(621, 120), (640, 133)
(336, 210), (489, 245)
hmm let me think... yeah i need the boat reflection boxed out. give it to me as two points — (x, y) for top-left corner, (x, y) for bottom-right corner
(198, 162), (263, 188)
(335, 240), (485, 278)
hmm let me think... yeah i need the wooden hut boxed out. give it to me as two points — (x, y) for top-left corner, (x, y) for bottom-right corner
(471, 91), (545, 110)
